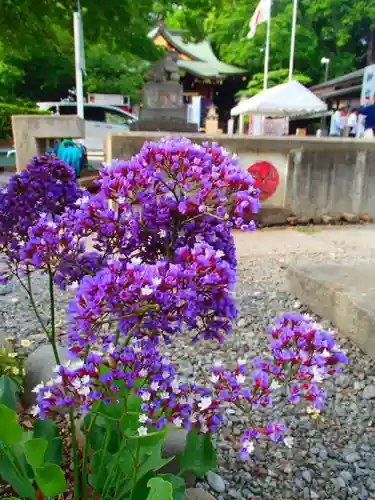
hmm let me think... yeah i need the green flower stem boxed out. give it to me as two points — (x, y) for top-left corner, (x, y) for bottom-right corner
(69, 408), (80, 500)
(129, 440), (141, 500)
(15, 270), (49, 337)
(47, 265), (60, 365)
(92, 421), (112, 498)
(81, 413), (97, 500)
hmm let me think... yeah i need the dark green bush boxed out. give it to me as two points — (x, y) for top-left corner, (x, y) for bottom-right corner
(0, 103), (49, 141)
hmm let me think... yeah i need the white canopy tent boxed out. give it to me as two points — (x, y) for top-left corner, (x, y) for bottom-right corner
(231, 80), (327, 118)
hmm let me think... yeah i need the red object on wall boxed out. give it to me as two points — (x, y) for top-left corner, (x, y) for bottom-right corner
(248, 161), (279, 200)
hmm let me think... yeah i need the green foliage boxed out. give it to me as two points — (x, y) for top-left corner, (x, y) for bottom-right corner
(0, 396), (65, 499)
(179, 430), (216, 477)
(0, 104), (48, 141)
(205, 0), (375, 85)
(145, 477), (174, 499)
(0, 337), (29, 388)
(0, 374), (20, 411)
(237, 69), (312, 97)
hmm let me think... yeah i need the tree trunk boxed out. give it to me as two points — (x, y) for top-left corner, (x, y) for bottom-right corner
(367, 29), (375, 65)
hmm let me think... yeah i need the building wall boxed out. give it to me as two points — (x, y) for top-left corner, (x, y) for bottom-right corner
(105, 132), (375, 218)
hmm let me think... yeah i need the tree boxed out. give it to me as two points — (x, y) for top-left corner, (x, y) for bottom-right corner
(203, 0), (375, 85)
(237, 69), (311, 97)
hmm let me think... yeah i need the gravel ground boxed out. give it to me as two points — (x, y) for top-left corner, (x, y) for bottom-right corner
(1, 225), (375, 500)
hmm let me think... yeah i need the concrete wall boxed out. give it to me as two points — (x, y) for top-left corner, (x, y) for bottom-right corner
(12, 115), (85, 172)
(105, 132), (375, 219)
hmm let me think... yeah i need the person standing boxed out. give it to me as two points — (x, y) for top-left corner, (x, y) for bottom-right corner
(329, 108), (345, 137)
(347, 109), (359, 138)
(359, 96), (375, 138)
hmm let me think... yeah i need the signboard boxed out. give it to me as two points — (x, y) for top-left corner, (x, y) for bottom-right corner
(361, 65), (375, 104)
(88, 93), (130, 107)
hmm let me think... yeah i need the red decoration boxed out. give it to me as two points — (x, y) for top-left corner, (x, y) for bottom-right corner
(248, 161), (279, 200)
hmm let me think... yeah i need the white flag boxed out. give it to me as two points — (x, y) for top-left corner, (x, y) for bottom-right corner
(247, 0), (271, 39)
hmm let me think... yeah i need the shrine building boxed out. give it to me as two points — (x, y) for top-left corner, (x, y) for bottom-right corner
(148, 23), (247, 131)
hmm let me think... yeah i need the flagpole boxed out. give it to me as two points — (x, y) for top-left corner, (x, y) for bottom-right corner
(288, 0), (298, 81)
(74, 0), (84, 119)
(263, 1), (272, 90)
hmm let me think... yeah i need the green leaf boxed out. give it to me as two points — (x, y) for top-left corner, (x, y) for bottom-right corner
(137, 441), (174, 481)
(130, 429), (167, 450)
(35, 463), (67, 497)
(120, 412), (141, 436)
(0, 454), (35, 499)
(179, 431), (216, 477)
(0, 403), (23, 445)
(88, 451), (112, 490)
(0, 375), (19, 410)
(32, 418), (59, 440)
(126, 394), (142, 412)
(24, 438), (48, 469)
(159, 474), (185, 500)
(32, 420), (63, 465)
(145, 477), (173, 500)
(97, 400), (125, 420)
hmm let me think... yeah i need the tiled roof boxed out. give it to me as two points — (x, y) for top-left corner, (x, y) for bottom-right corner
(148, 26), (245, 78)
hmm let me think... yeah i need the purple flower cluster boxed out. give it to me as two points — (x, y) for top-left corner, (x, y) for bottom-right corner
(0, 154), (82, 267)
(34, 340), (223, 435)
(0, 139), (348, 462)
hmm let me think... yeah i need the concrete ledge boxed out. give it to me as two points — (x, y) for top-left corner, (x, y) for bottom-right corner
(288, 263), (375, 359)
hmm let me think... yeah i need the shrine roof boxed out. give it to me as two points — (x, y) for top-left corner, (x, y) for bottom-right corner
(148, 26), (244, 78)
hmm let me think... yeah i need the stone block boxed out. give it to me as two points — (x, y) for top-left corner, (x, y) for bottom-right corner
(288, 263), (375, 359)
(23, 344), (68, 409)
(185, 488), (216, 500)
(12, 115), (85, 172)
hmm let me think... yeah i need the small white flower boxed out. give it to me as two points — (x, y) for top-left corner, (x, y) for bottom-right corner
(216, 250), (225, 258)
(150, 381), (159, 392)
(195, 234), (204, 243)
(152, 277), (162, 287)
(173, 417), (183, 427)
(137, 426), (148, 436)
(139, 414), (148, 424)
(53, 365), (61, 373)
(31, 405), (40, 417)
(70, 281), (79, 290)
(312, 366), (325, 383)
(141, 285), (153, 296)
(236, 374), (246, 384)
(162, 370), (169, 379)
(213, 360), (223, 368)
(141, 391), (151, 401)
(160, 391), (170, 400)
(117, 197), (126, 204)
(107, 343), (115, 354)
(21, 339), (32, 348)
(201, 423), (209, 434)
(81, 375), (90, 385)
(198, 396), (212, 411)
(78, 386), (90, 396)
(11, 367), (19, 375)
(270, 380), (282, 390)
(8, 352), (17, 358)
(139, 368), (148, 377)
(321, 349), (331, 358)
(43, 391), (52, 399)
(210, 373), (220, 384)
(284, 436), (294, 448)
(306, 407), (321, 419)
(76, 196), (90, 206)
(131, 256), (143, 265)
(237, 358), (247, 366)
(5, 336), (14, 341)
(243, 440), (255, 454)
(47, 220), (57, 229)
(158, 229), (167, 238)
(32, 383), (44, 393)
(171, 379), (181, 393)
(54, 375), (63, 385)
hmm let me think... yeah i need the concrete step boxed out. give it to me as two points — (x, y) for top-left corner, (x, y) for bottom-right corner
(288, 263), (375, 359)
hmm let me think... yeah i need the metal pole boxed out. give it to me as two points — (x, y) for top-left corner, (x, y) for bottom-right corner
(288, 0), (298, 81)
(263, 0), (272, 90)
(73, 12), (84, 119)
(325, 62), (329, 82)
